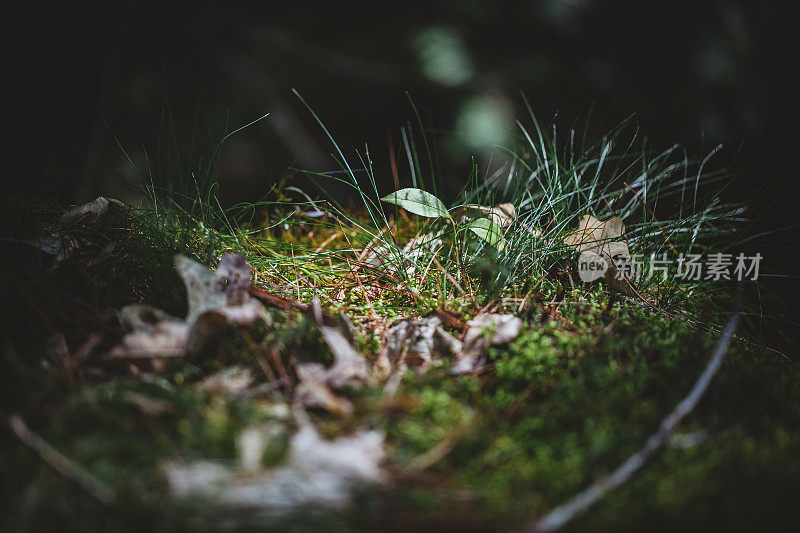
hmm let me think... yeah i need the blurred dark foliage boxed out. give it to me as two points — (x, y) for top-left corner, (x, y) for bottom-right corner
(3, 0), (797, 196)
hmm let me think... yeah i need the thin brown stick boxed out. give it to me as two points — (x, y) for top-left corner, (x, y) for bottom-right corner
(433, 257), (477, 308)
(7, 414), (115, 505)
(526, 306), (740, 532)
(313, 230), (342, 253)
(248, 285), (310, 312)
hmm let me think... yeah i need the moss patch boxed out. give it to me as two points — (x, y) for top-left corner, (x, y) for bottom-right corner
(1, 200), (798, 532)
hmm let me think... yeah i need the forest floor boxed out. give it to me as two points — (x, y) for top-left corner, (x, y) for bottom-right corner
(1, 194), (798, 533)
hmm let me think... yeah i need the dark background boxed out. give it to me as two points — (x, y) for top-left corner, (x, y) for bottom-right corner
(2, 0), (798, 336)
(4, 0), (798, 200)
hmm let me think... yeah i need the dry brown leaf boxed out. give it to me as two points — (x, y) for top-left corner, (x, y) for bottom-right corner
(163, 424), (385, 513)
(125, 392), (175, 415)
(451, 314), (523, 374)
(196, 366), (254, 395)
(110, 254), (270, 359)
(4, 196), (127, 262)
(306, 298), (370, 387)
(59, 196), (126, 225)
(111, 305), (189, 358)
(293, 364), (354, 416)
(563, 214), (635, 295)
(377, 316), (462, 374)
(176, 254), (264, 323)
(563, 214), (628, 257)
(292, 299), (371, 415)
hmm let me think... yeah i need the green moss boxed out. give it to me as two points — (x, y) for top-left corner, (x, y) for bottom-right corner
(2, 200), (798, 531)
(389, 383), (477, 463)
(378, 293), (800, 529)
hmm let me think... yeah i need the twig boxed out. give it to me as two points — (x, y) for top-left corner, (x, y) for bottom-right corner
(433, 257), (478, 308)
(7, 414), (115, 505)
(313, 230), (342, 253)
(347, 258), (379, 320)
(526, 303), (740, 533)
(435, 309), (468, 333)
(403, 427), (465, 475)
(248, 285), (310, 312)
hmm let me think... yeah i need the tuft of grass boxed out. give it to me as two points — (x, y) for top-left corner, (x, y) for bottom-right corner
(115, 92), (773, 337)
(230, 93), (765, 334)
(111, 91), (786, 348)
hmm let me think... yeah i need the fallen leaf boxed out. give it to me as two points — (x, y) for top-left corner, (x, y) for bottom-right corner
(125, 392), (175, 415)
(2, 197), (128, 264)
(176, 254), (263, 323)
(292, 299), (371, 415)
(378, 316), (462, 374)
(563, 214), (635, 294)
(196, 366), (253, 395)
(285, 186), (331, 218)
(17, 234), (83, 262)
(451, 314), (523, 374)
(304, 298), (370, 387)
(110, 255), (270, 359)
(59, 196), (126, 225)
(293, 364), (354, 416)
(111, 306), (189, 359)
(362, 230), (444, 277)
(237, 424), (283, 473)
(563, 214), (628, 257)
(163, 424), (385, 513)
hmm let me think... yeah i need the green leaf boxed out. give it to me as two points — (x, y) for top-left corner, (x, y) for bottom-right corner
(467, 217), (505, 249)
(381, 188), (451, 220)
